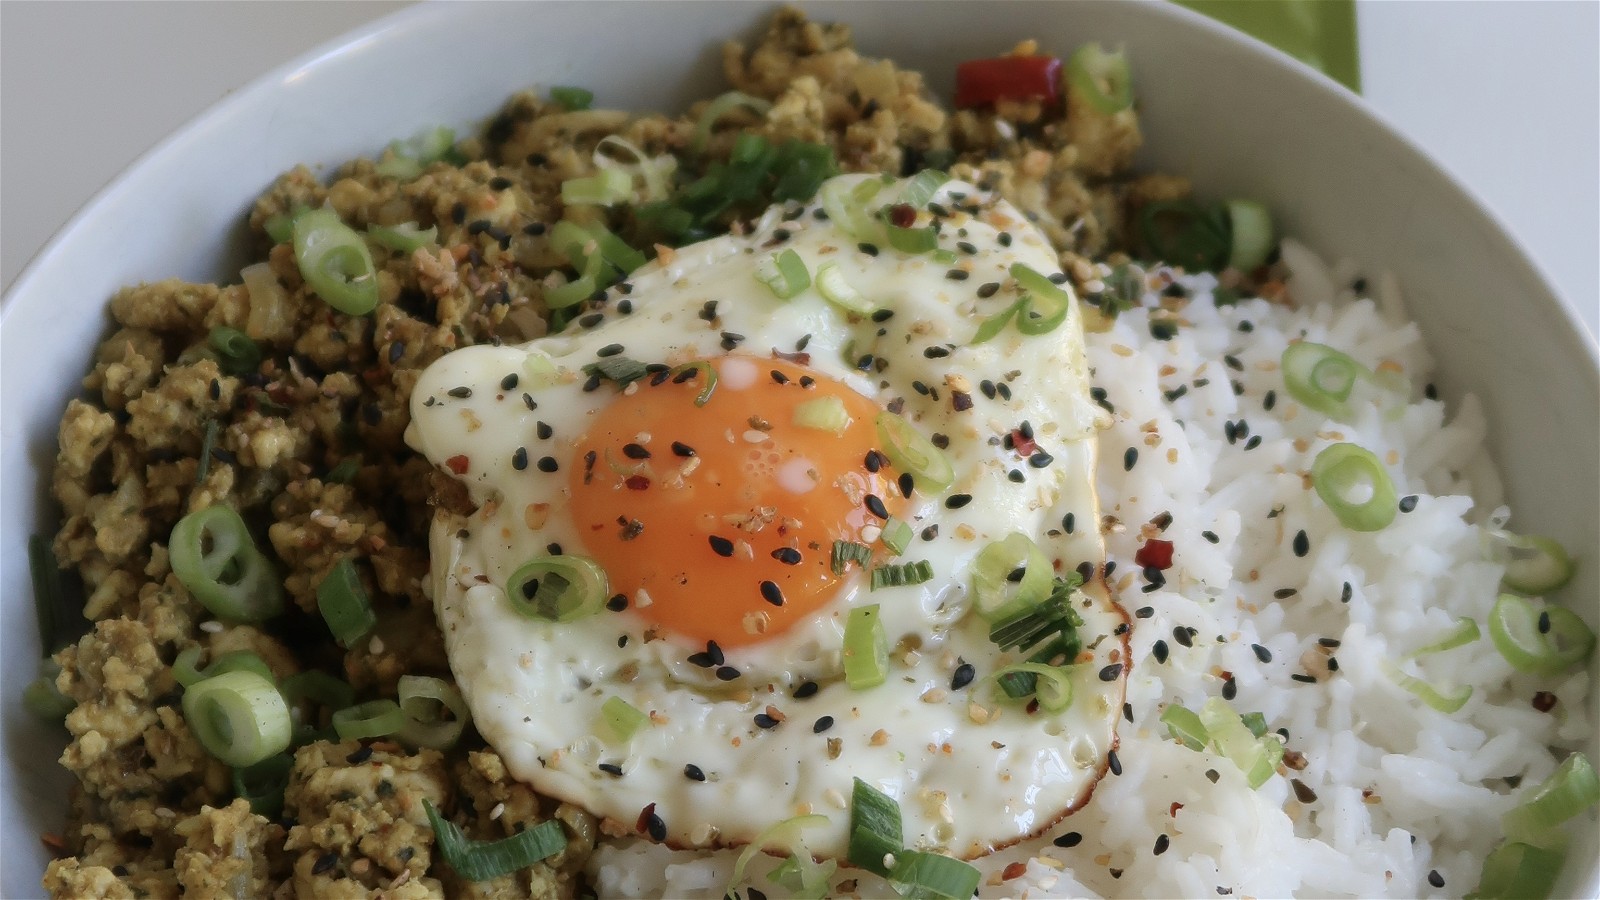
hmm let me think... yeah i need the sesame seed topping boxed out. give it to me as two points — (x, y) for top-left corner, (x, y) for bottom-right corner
(1099, 663), (1124, 682)
(754, 713), (780, 729)
(622, 443), (651, 460)
(772, 547), (802, 565)
(951, 663), (975, 691)
(864, 494), (889, 519)
(536, 456), (559, 472)
(715, 666), (741, 681)
(709, 536), (734, 557)
(671, 441), (696, 457)
(794, 681), (819, 699)
(945, 494), (972, 509)
(759, 581), (785, 606)
(813, 716), (834, 734)
(1292, 530), (1310, 557)
(684, 764), (705, 782)
(598, 763), (623, 776)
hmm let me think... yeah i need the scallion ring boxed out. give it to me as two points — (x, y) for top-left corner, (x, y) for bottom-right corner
(169, 505), (285, 623)
(599, 696), (648, 742)
(316, 558), (376, 648)
(397, 675), (472, 750)
(1159, 703), (1207, 750)
(280, 670), (356, 746)
(425, 798), (568, 882)
(887, 850), (983, 900)
(1223, 199), (1275, 271)
(843, 604), (889, 690)
(1198, 697), (1277, 789)
(970, 298), (1023, 344)
(970, 533), (1052, 622)
(1500, 752), (1599, 848)
(173, 647), (275, 689)
(848, 777), (902, 877)
(1309, 442), (1398, 532)
(884, 223), (938, 255)
(368, 221), (438, 254)
(666, 360), (719, 407)
(560, 168), (635, 207)
(879, 518), (913, 556)
(24, 658), (74, 723)
(818, 176), (885, 243)
(331, 699), (406, 741)
(1406, 617), (1481, 658)
(1281, 341), (1371, 421)
(506, 555), (609, 623)
(1381, 660), (1472, 713)
(1009, 263), (1074, 335)
(875, 411), (954, 495)
(549, 85), (593, 111)
(1488, 593), (1595, 675)
(232, 753), (294, 819)
(754, 248), (811, 299)
(1489, 530), (1576, 594)
(726, 814), (830, 899)
(986, 662), (1074, 711)
(1066, 43), (1133, 114)
(1472, 841), (1564, 900)
(898, 169), (950, 208)
(815, 262), (876, 316)
(292, 208), (380, 315)
(207, 327), (261, 376)
(793, 396), (852, 434)
(690, 90), (772, 154)
(183, 670), (292, 768)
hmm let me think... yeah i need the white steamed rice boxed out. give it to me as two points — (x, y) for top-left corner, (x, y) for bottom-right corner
(585, 240), (1594, 898)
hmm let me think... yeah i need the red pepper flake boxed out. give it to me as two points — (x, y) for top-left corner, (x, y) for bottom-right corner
(624, 475), (651, 491)
(636, 802), (656, 834)
(1002, 861), (1029, 881)
(445, 455), (470, 475)
(771, 348), (811, 366)
(1135, 538), (1175, 571)
(1010, 429), (1037, 457)
(40, 832), (67, 858)
(888, 203), (917, 228)
(1169, 802), (1184, 818)
(953, 55), (1062, 109)
(1532, 691), (1558, 712)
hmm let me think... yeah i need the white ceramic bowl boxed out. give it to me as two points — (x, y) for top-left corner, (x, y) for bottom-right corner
(3, 3), (1595, 896)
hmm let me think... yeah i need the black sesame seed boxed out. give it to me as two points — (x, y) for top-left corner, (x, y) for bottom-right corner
(1538, 610), (1552, 634)
(522, 221), (547, 235)
(1164, 385), (1189, 402)
(671, 441), (695, 457)
(522, 393), (537, 410)
(687, 652), (714, 668)
(864, 494), (889, 519)
(1252, 643), (1273, 664)
(617, 298), (633, 315)
(931, 432), (950, 448)
(715, 666), (741, 681)
(684, 764), (705, 782)
(1327, 657), (1340, 672)
(536, 421), (553, 440)
(622, 442), (651, 460)
(1124, 447), (1139, 471)
(759, 581), (785, 607)
(1425, 383), (1439, 401)
(1154, 834), (1170, 855)
(857, 242), (880, 257)
(1053, 831), (1083, 848)
(536, 456), (559, 473)
(945, 494), (972, 509)
(1062, 513), (1076, 534)
(923, 346), (951, 359)
(312, 852), (339, 875)
(708, 536), (734, 557)
(1107, 749), (1122, 776)
(1428, 870), (1445, 889)
(1222, 677), (1237, 700)
(646, 811), (666, 841)
(1206, 768), (1220, 784)
(1008, 469), (1025, 483)
(1174, 627), (1195, 648)
(754, 713), (780, 729)
(1292, 778), (1318, 804)
(1029, 451), (1054, 469)
(598, 763), (623, 776)
(772, 547), (802, 566)
(1263, 389), (1277, 411)
(511, 447), (528, 470)
(1099, 663), (1124, 682)
(794, 680), (819, 699)
(1291, 673), (1318, 683)
(582, 374), (603, 392)
(1224, 354), (1244, 371)
(1273, 588), (1297, 599)
(921, 524), (940, 541)
(1135, 606), (1154, 620)
(447, 386), (472, 399)
(998, 232), (1013, 246)
(1292, 530), (1310, 557)
(1399, 495), (1418, 513)
(1123, 701), (1134, 722)
(977, 282), (1001, 299)
(578, 312), (604, 328)
(606, 594), (628, 612)
(995, 382), (1012, 400)
(945, 269), (969, 281)
(346, 745), (374, 764)
(813, 716), (834, 734)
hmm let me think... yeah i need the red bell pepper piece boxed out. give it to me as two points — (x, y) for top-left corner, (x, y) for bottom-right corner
(954, 55), (1062, 109)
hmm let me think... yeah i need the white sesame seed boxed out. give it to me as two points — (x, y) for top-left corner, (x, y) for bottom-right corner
(634, 588), (654, 608)
(489, 802), (505, 820)
(368, 635), (385, 655)
(199, 620), (224, 634)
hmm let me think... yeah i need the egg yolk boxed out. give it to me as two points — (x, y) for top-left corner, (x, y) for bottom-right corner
(568, 356), (907, 647)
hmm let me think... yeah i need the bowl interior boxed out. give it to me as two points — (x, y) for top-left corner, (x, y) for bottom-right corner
(4, 2), (1595, 895)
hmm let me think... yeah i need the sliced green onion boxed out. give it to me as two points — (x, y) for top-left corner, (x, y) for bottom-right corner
(988, 662), (1073, 711)
(548, 85), (593, 111)
(887, 850), (982, 900)
(1282, 341), (1371, 421)
(30, 533), (82, 655)
(233, 752), (293, 818)
(397, 675), (471, 750)
(1381, 660), (1471, 713)
(169, 505), (285, 624)
(522, 350), (560, 386)
(843, 604), (889, 690)
(970, 533), (1052, 622)
(1501, 753), (1599, 848)
(552, 219), (601, 272)
(848, 777), (902, 877)
(183, 670), (292, 768)
(1471, 841), (1564, 900)
(208, 327), (261, 376)
(376, 125), (456, 180)
(755, 248), (811, 299)
(506, 555), (609, 623)
(690, 90), (771, 154)
(173, 647), (274, 689)
(599, 695), (648, 743)
(332, 698), (405, 741)
(1489, 530), (1576, 595)
(875, 412), (953, 495)
(884, 224), (938, 255)
(766, 853), (837, 899)
(316, 558), (376, 648)
(1240, 711), (1270, 739)
(1310, 442), (1398, 532)
(1067, 43), (1133, 114)
(971, 298), (1024, 345)
(832, 540), (873, 576)
(292, 208), (379, 315)
(819, 177), (885, 243)
(899, 169), (950, 208)
(280, 670), (355, 745)
(425, 798), (567, 881)
(561, 169), (634, 207)
(1160, 704), (1207, 750)
(1009, 263), (1074, 335)
(325, 457), (361, 484)
(815, 262), (875, 315)
(880, 518), (913, 556)
(793, 396), (851, 434)
(24, 658), (74, 723)
(726, 814), (830, 899)
(769, 140), (838, 203)
(995, 637), (1072, 699)
(869, 561), (934, 591)
(582, 356), (651, 390)
(1139, 199), (1230, 273)
(263, 212), (296, 244)
(544, 274), (598, 309)
(1198, 697), (1278, 789)
(668, 360), (718, 407)
(1488, 593), (1595, 675)
(368, 221), (438, 254)
(195, 418), (218, 485)
(586, 221), (648, 275)
(1224, 199), (1275, 271)
(1407, 617), (1481, 658)
(988, 580), (1085, 654)
(593, 135), (676, 203)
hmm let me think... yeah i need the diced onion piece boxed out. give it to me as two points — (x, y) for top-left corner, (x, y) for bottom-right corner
(848, 777), (903, 877)
(169, 505), (285, 624)
(599, 696), (648, 742)
(1008, 263), (1073, 335)
(755, 248), (811, 299)
(987, 662), (1073, 711)
(1489, 530), (1576, 594)
(887, 850), (983, 900)
(316, 558), (376, 647)
(233, 753), (294, 818)
(1067, 43), (1133, 114)
(815, 263), (875, 315)
(1488, 593), (1595, 675)
(879, 518), (913, 556)
(1501, 752), (1599, 848)
(794, 396), (851, 434)
(332, 699), (406, 741)
(970, 533), (1052, 621)
(843, 604), (889, 690)
(183, 670), (292, 768)
(1381, 661), (1472, 713)
(1224, 198), (1275, 271)
(1310, 442), (1398, 532)
(292, 208), (380, 315)
(1281, 341), (1370, 421)
(1160, 704), (1208, 750)
(368, 221), (438, 253)
(506, 556), (609, 623)
(398, 675), (472, 750)
(1407, 617), (1481, 658)
(561, 168), (635, 207)
(875, 412), (954, 495)
(425, 798), (567, 882)
(1472, 841), (1564, 900)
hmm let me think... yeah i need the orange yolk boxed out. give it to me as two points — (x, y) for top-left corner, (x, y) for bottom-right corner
(568, 356), (907, 648)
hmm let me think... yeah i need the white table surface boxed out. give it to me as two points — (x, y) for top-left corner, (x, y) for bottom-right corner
(2, 1), (1596, 339)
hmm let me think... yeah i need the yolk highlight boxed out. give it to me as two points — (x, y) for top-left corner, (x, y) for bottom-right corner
(568, 357), (906, 647)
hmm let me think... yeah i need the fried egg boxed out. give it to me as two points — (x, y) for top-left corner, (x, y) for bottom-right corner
(407, 174), (1128, 859)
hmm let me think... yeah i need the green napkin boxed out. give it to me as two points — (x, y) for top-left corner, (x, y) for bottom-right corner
(1175, 0), (1361, 93)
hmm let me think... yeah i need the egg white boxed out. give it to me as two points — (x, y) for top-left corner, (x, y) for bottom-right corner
(408, 176), (1127, 858)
